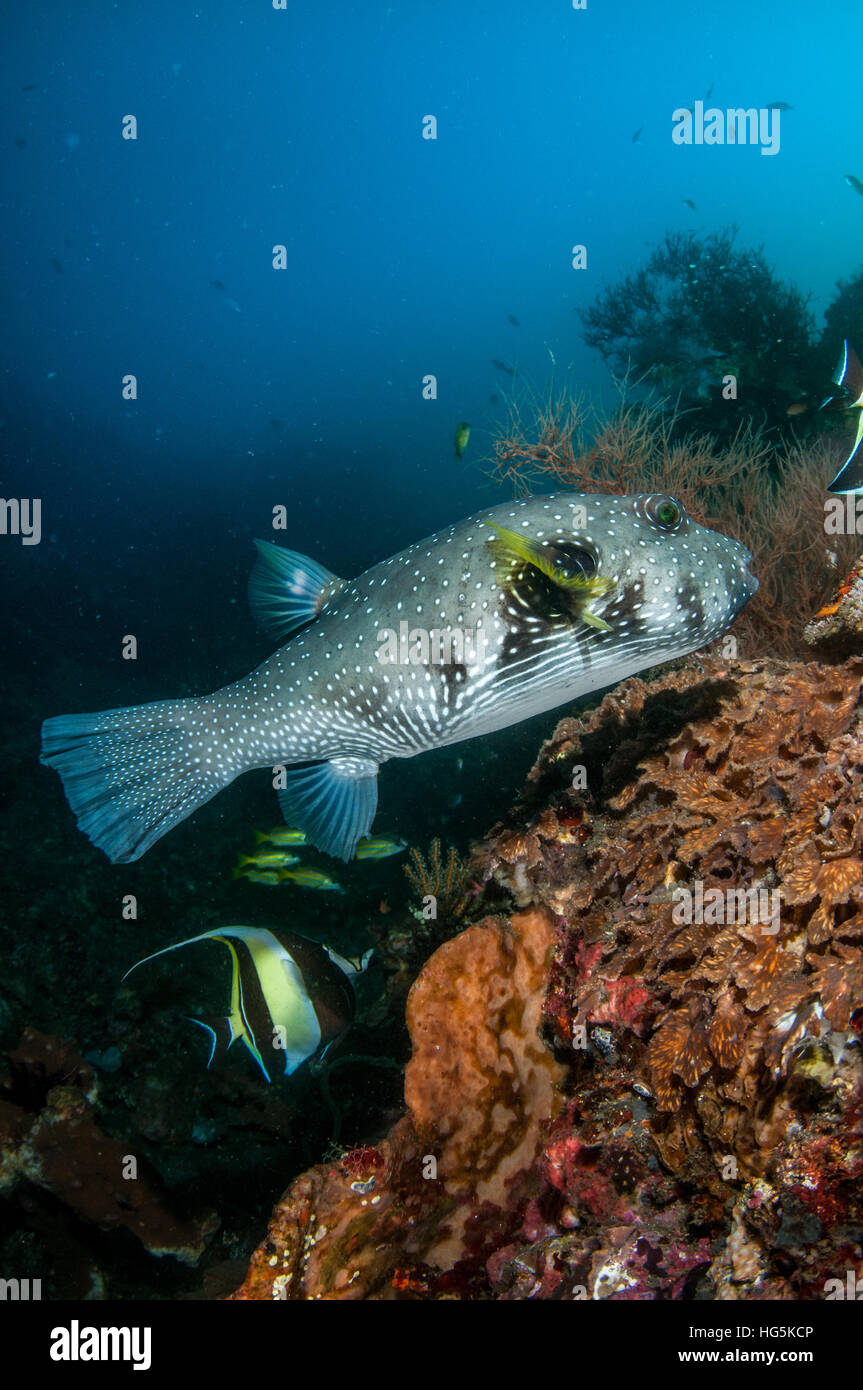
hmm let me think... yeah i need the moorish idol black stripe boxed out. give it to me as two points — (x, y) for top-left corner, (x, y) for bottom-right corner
(822, 340), (863, 492)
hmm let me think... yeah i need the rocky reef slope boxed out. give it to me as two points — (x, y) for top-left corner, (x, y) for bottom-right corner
(230, 653), (863, 1300)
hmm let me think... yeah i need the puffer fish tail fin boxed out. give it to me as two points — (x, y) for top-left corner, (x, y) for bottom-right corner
(41, 697), (235, 864)
(248, 539), (347, 642)
(277, 756), (379, 861)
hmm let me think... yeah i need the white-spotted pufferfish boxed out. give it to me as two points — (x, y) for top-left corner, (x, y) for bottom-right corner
(42, 492), (757, 861)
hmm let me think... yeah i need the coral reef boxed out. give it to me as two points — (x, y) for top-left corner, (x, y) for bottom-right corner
(229, 652), (863, 1300)
(371, 839), (478, 1004)
(403, 838), (473, 921)
(579, 228), (814, 439)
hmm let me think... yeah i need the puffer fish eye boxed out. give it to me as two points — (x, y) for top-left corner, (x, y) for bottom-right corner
(643, 494), (683, 531)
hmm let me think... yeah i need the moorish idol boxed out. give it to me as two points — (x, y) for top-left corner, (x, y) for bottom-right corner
(124, 926), (365, 1081)
(821, 340), (863, 492)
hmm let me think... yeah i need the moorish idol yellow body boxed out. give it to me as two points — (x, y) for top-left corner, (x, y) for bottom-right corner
(124, 925), (362, 1080)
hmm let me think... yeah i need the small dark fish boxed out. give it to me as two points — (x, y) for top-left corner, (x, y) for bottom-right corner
(50, 257), (63, 273)
(682, 199), (697, 211)
(491, 358), (516, 376)
(234, 850), (301, 872)
(279, 867), (343, 892)
(14, 137), (26, 149)
(703, 83), (714, 100)
(823, 341), (863, 491)
(255, 826), (306, 845)
(844, 174), (863, 199)
(489, 393), (499, 405)
(21, 84), (37, 92)
(355, 835), (406, 860)
(270, 418), (284, 433)
(631, 126), (643, 143)
(766, 101), (793, 111)
(232, 867), (281, 886)
(209, 278), (225, 290)
(507, 314), (520, 326)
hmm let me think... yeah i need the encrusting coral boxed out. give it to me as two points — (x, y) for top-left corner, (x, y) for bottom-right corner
(229, 649), (863, 1299)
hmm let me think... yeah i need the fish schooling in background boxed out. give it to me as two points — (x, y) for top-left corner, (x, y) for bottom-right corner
(41, 492), (757, 862)
(123, 926), (367, 1080)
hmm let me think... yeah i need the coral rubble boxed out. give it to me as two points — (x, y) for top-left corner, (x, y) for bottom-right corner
(230, 654), (863, 1299)
(0, 1028), (217, 1275)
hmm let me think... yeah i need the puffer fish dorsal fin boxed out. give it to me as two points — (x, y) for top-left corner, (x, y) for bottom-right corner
(487, 522), (616, 631)
(248, 539), (347, 642)
(277, 755), (379, 861)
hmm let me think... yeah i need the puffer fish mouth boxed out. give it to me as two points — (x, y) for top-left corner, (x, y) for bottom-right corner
(740, 551), (759, 598)
(738, 553), (758, 596)
(721, 537), (758, 603)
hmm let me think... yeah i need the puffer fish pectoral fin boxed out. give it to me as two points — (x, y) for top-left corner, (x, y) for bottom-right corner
(580, 608), (613, 632)
(487, 523), (616, 629)
(248, 539), (347, 642)
(277, 756), (379, 861)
